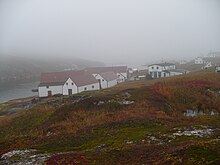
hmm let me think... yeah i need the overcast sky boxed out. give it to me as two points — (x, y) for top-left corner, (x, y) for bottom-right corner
(0, 0), (220, 65)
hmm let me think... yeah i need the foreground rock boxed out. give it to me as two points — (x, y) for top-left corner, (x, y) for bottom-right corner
(0, 149), (51, 165)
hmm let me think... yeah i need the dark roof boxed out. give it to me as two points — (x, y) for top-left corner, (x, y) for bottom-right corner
(162, 70), (171, 73)
(99, 72), (118, 81)
(85, 66), (127, 74)
(39, 70), (98, 87)
(148, 63), (175, 67)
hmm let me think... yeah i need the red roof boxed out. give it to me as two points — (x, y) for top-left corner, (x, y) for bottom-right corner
(85, 66), (127, 74)
(39, 70), (98, 87)
(99, 72), (118, 81)
(70, 73), (98, 86)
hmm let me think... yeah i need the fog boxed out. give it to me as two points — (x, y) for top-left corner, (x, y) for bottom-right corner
(0, 0), (220, 65)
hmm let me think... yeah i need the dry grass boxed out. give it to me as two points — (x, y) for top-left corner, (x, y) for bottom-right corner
(0, 115), (12, 126)
(1, 70), (220, 162)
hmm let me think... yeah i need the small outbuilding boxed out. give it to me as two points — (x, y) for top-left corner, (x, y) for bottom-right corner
(93, 71), (118, 89)
(85, 66), (128, 83)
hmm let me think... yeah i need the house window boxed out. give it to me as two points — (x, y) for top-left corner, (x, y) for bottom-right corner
(156, 67), (159, 69)
(72, 83), (74, 85)
(84, 87), (87, 91)
(92, 85), (94, 88)
(152, 67), (154, 69)
(102, 79), (104, 82)
(66, 83), (68, 85)
(46, 86), (49, 88)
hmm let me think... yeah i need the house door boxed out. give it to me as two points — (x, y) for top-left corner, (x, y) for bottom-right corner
(48, 91), (52, 97)
(68, 89), (72, 95)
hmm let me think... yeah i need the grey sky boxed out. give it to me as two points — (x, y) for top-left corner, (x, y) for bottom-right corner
(0, 0), (220, 65)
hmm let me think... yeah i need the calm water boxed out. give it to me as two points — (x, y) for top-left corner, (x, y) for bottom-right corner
(0, 81), (39, 103)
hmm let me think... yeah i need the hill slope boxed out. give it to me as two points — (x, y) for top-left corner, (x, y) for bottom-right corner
(1, 70), (220, 164)
(0, 56), (104, 84)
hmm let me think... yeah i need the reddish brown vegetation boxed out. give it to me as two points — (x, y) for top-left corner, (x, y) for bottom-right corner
(149, 79), (220, 113)
(1, 72), (220, 164)
(45, 153), (89, 165)
(42, 103), (167, 135)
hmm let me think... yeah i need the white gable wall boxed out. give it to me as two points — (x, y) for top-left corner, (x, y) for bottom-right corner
(92, 72), (127, 84)
(38, 85), (63, 97)
(148, 65), (163, 73)
(92, 73), (98, 77)
(62, 78), (78, 95)
(93, 74), (108, 89)
(116, 72), (127, 83)
(148, 65), (163, 78)
(93, 73), (118, 88)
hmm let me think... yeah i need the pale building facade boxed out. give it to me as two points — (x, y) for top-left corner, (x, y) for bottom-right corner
(85, 66), (128, 83)
(148, 63), (189, 79)
(195, 57), (205, 64)
(148, 63), (175, 78)
(38, 67), (128, 97)
(38, 71), (99, 97)
(93, 72), (118, 89)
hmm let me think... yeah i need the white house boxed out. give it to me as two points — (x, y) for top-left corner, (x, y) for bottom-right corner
(85, 66), (128, 83)
(93, 71), (118, 89)
(148, 63), (189, 78)
(202, 62), (212, 69)
(195, 57), (205, 64)
(148, 63), (176, 78)
(179, 60), (187, 65)
(38, 70), (99, 97)
(215, 66), (220, 72)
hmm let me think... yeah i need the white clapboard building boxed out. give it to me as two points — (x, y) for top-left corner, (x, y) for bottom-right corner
(85, 66), (128, 83)
(38, 66), (128, 97)
(148, 63), (189, 78)
(92, 71), (118, 89)
(38, 70), (99, 97)
(148, 63), (175, 78)
(195, 57), (205, 64)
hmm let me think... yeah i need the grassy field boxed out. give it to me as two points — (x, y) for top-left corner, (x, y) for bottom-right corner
(1, 69), (220, 164)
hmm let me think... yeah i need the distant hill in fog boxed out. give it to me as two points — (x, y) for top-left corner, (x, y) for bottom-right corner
(0, 56), (104, 84)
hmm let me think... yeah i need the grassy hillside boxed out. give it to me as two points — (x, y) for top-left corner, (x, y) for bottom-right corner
(1, 69), (220, 164)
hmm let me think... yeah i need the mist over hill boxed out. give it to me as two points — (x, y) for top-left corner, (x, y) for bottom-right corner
(0, 55), (104, 84)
